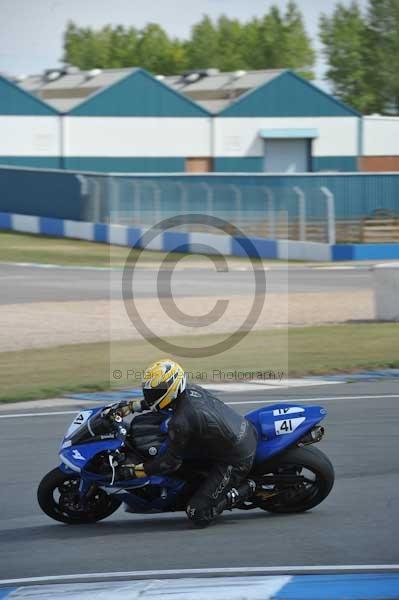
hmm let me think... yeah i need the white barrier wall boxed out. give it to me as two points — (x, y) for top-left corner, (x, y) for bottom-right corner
(373, 263), (399, 321)
(64, 117), (211, 157)
(213, 117), (359, 158)
(0, 116), (59, 157)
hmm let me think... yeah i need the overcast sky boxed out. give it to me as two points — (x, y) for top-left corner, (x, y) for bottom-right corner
(0, 0), (368, 85)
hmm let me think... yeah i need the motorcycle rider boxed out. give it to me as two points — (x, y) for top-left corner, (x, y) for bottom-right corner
(118, 358), (258, 528)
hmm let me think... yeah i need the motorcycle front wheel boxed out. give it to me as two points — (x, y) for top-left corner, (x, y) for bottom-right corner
(37, 467), (121, 524)
(253, 446), (335, 514)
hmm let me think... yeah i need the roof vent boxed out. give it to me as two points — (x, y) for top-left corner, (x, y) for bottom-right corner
(86, 68), (102, 79)
(156, 74), (165, 80)
(233, 70), (247, 80)
(64, 65), (80, 75)
(15, 74), (27, 82)
(185, 72), (201, 83)
(206, 68), (220, 76)
(44, 70), (62, 82)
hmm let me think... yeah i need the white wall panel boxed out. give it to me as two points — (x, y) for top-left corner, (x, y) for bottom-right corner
(213, 117), (359, 157)
(64, 220), (94, 241)
(64, 118), (211, 157)
(363, 117), (399, 156)
(108, 224), (128, 246)
(0, 117), (59, 156)
(277, 240), (331, 261)
(189, 232), (232, 255)
(11, 214), (39, 234)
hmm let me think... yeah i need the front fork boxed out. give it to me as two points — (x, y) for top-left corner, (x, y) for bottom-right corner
(78, 477), (97, 503)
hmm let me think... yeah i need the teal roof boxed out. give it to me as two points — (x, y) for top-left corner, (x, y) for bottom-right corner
(0, 74), (57, 115)
(219, 71), (360, 118)
(69, 69), (209, 117)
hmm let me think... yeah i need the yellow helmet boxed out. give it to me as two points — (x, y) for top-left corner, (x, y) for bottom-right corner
(142, 359), (186, 411)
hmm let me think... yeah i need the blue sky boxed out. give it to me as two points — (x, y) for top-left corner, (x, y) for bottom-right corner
(0, 0), (368, 86)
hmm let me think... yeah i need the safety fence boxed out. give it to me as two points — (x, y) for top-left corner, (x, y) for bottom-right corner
(1, 167), (399, 243)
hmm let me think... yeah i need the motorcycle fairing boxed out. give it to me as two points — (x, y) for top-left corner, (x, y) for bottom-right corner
(245, 403), (327, 463)
(59, 438), (123, 473)
(58, 401), (327, 513)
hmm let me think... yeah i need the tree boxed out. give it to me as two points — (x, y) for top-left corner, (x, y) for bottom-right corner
(241, 4), (315, 76)
(136, 24), (182, 75)
(241, 18), (264, 69)
(216, 16), (247, 71)
(62, 6), (315, 78)
(257, 7), (286, 69)
(186, 16), (219, 70)
(63, 22), (112, 70)
(366, 0), (399, 113)
(320, 2), (373, 112)
(283, 1), (316, 79)
(107, 26), (140, 68)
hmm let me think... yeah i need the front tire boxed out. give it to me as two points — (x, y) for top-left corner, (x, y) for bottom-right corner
(37, 467), (121, 524)
(253, 446), (335, 514)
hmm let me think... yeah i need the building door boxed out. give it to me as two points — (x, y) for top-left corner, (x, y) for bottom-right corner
(186, 157), (213, 173)
(264, 139), (310, 173)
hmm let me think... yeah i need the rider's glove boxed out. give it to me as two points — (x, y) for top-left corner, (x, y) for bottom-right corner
(128, 399), (150, 414)
(133, 463), (146, 478)
(114, 400), (149, 417)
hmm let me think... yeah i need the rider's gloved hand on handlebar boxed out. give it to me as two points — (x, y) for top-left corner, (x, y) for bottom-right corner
(106, 399), (150, 420)
(117, 463), (146, 480)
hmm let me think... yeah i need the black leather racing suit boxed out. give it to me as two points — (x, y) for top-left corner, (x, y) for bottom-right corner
(143, 384), (258, 526)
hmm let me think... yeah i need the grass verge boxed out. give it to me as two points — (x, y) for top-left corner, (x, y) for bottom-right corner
(1, 323), (398, 403)
(0, 231), (181, 267)
(0, 231), (302, 267)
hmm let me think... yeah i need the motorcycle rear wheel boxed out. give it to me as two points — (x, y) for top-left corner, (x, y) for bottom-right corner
(37, 467), (121, 524)
(253, 446), (334, 514)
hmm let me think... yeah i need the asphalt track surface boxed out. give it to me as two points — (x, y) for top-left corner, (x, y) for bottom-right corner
(0, 381), (398, 580)
(0, 263), (372, 304)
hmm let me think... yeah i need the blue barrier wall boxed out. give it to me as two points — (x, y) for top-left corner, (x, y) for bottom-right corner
(3, 211), (399, 261)
(0, 167), (398, 223)
(0, 167), (82, 219)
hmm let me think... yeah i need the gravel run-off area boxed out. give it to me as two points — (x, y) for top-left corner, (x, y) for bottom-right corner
(0, 291), (374, 352)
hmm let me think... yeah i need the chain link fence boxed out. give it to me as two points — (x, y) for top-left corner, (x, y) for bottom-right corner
(80, 175), (338, 243)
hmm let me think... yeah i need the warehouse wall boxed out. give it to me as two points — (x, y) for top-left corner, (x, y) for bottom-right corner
(361, 117), (399, 171)
(0, 116), (60, 169)
(213, 117), (360, 172)
(63, 116), (211, 172)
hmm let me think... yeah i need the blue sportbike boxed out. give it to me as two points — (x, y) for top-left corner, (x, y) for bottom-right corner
(38, 401), (334, 524)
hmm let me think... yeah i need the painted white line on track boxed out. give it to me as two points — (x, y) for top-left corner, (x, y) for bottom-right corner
(1, 565), (398, 585)
(0, 261), (114, 271)
(0, 394), (398, 419)
(0, 410), (79, 419)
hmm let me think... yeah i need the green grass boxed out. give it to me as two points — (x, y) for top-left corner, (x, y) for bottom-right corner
(1, 323), (398, 403)
(0, 231), (183, 267)
(0, 231), (302, 268)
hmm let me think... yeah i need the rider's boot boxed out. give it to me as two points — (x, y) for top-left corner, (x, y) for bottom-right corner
(186, 481), (256, 528)
(224, 479), (256, 510)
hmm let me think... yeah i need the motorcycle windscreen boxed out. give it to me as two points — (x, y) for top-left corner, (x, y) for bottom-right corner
(66, 411), (114, 446)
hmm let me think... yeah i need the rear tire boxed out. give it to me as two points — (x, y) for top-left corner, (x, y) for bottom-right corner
(253, 446), (334, 514)
(37, 467), (121, 524)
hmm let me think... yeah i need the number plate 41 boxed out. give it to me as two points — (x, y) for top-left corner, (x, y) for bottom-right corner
(274, 417), (306, 436)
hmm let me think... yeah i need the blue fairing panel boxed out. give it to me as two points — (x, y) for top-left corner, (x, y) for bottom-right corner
(246, 404), (327, 463)
(60, 439), (122, 472)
